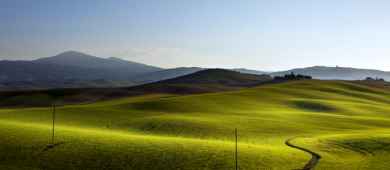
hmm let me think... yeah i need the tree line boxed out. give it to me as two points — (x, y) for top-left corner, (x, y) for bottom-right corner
(274, 72), (312, 81)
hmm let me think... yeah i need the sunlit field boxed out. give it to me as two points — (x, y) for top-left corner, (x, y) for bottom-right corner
(1, 80), (390, 169)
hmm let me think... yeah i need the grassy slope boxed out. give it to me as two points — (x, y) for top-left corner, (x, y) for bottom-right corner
(0, 69), (271, 107)
(1, 80), (390, 169)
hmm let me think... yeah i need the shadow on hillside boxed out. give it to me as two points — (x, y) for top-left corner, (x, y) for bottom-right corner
(290, 100), (337, 112)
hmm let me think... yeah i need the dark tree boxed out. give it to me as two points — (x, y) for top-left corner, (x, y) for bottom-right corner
(274, 72), (312, 81)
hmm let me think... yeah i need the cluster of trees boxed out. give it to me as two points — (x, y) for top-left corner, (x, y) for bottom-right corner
(365, 77), (385, 82)
(274, 72), (312, 81)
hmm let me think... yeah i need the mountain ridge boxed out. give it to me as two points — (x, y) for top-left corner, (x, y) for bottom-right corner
(0, 51), (164, 89)
(34, 51), (162, 74)
(271, 66), (390, 80)
(1, 51), (390, 90)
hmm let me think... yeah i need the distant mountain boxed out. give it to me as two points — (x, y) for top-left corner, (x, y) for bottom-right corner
(34, 51), (162, 79)
(0, 60), (105, 87)
(272, 66), (390, 81)
(3, 51), (390, 91)
(0, 51), (163, 90)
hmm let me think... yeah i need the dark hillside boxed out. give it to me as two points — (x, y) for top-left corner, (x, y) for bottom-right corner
(0, 69), (272, 107)
(159, 69), (272, 86)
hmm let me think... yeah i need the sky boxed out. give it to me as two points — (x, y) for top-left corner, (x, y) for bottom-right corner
(1, 0), (390, 71)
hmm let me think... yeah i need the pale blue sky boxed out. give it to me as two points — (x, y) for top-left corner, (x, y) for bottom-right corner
(1, 0), (390, 71)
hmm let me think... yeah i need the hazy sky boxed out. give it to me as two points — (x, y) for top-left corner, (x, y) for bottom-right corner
(1, 0), (390, 71)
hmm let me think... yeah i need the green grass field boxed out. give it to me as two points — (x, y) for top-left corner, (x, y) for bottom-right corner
(1, 80), (390, 169)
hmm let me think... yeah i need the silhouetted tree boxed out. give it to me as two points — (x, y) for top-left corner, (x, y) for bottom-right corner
(365, 77), (385, 82)
(274, 72), (312, 81)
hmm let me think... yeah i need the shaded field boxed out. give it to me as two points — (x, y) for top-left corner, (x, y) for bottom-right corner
(1, 80), (390, 169)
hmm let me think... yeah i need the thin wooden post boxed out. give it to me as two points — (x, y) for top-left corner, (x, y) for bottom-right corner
(51, 103), (56, 145)
(235, 128), (238, 170)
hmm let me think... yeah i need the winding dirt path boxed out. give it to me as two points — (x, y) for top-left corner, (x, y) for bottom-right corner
(285, 138), (321, 170)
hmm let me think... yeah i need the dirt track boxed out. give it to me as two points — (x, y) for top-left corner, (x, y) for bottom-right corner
(285, 138), (321, 170)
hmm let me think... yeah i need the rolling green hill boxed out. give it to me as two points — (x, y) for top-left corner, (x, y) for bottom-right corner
(0, 69), (272, 107)
(158, 68), (271, 86)
(1, 80), (390, 169)
(133, 69), (272, 94)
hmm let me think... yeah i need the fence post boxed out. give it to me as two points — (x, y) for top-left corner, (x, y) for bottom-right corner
(51, 103), (56, 145)
(235, 128), (238, 170)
